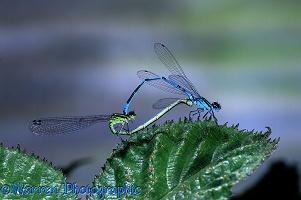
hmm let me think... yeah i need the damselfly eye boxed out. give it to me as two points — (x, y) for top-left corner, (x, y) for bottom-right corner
(212, 102), (221, 111)
(128, 111), (136, 116)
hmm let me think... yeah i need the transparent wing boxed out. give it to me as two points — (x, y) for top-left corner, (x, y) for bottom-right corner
(154, 43), (201, 97)
(168, 75), (200, 97)
(154, 43), (186, 77)
(152, 98), (181, 109)
(137, 70), (186, 95)
(29, 115), (110, 136)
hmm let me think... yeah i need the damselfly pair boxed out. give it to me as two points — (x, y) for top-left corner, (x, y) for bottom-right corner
(29, 43), (220, 136)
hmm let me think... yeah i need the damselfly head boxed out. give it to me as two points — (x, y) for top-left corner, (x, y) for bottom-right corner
(128, 111), (137, 118)
(212, 102), (221, 111)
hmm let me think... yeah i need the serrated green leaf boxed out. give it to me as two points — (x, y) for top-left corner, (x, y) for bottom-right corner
(92, 119), (279, 199)
(0, 144), (77, 200)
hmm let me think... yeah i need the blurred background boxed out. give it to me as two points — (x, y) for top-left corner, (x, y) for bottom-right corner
(0, 0), (300, 197)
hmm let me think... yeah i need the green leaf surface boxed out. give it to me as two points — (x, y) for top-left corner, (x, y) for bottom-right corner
(0, 144), (77, 200)
(92, 119), (279, 199)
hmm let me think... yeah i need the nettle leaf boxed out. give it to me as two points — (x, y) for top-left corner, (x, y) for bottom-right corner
(92, 119), (279, 199)
(0, 144), (76, 200)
